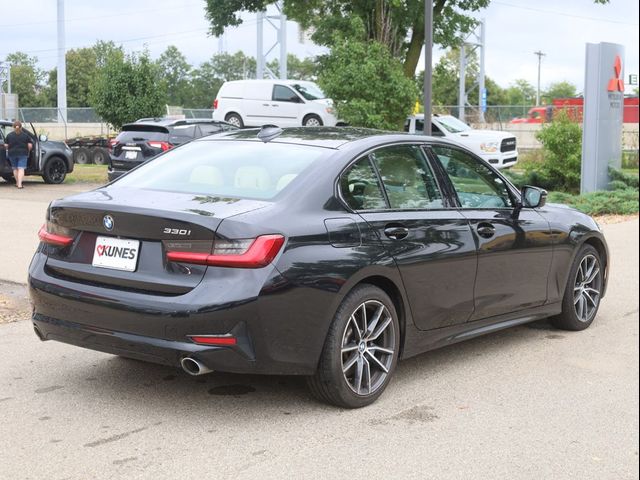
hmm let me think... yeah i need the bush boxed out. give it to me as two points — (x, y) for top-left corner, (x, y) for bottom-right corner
(548, 189), (639, 216)
(527, 110), (583, 193)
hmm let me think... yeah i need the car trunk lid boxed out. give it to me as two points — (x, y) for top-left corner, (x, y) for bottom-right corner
(43, 187), (269, 295)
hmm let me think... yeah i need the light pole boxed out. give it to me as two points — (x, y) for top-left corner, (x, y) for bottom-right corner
(57, 0), (67, 124)
(423, 0), (433, 135)
(534, 50), (545, 106)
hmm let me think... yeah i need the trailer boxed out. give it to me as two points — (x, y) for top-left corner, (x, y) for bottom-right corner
(65, 135), (116, 165)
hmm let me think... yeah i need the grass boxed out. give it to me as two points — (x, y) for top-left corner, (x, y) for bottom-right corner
(66, 164), (109, 184)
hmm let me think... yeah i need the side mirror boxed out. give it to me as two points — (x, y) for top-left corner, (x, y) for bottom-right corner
(521, 185), (547, 208)
(39, 134), (48, 142)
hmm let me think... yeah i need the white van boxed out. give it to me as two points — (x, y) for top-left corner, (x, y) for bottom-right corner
(212, 79), (339, 128)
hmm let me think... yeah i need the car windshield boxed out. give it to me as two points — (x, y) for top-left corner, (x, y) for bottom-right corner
(112, 140), (327, 200)
(435, 115), (472, 133)
(291, 83), (326, 101)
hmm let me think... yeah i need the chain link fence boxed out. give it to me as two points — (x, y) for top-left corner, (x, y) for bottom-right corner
(9, 106), (638, 153)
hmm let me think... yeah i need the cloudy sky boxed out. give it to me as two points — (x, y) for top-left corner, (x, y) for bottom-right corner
(1, 0), (638, 95)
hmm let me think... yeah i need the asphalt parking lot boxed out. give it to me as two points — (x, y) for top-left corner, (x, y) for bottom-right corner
(0, 181), (638, 480)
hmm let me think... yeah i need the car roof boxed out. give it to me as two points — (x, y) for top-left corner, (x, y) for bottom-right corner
(125, 118), (230, 128)
(201, 126), (446, 150)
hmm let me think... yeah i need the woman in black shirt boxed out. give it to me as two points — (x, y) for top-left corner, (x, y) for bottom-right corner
(3, 120), (33, 189)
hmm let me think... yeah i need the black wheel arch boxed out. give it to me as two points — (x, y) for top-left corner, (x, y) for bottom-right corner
(334, 268), (413, 359)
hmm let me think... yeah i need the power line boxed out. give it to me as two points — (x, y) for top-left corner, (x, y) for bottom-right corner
(492, 1), (639, 26)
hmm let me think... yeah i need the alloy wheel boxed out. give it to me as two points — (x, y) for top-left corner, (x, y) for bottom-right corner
(573, 254), (601, 323)
(341, 300), (396, 396)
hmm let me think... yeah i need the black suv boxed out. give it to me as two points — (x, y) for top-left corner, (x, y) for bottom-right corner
(108, 118), (236, 181)
(1, 120), (74, 184)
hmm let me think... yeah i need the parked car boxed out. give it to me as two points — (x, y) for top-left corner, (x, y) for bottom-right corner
(31, 126), (608, 408)
(212, 79), (341, 128)
(0, 120), (74, 184)
(406, 114), (518, 169)
(108, 118), (237, 181)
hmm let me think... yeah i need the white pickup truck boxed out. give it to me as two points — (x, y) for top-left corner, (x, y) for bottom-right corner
(405, 114), (518, 169)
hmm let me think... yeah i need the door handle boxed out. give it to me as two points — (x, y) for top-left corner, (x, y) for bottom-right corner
(271, 104), (279, 107)
(476, 222), (496, 238)
(384, 226), (409, 240)
(262, 103), (270, 106)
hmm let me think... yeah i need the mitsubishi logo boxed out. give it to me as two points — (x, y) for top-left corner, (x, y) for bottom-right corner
(607, 55), (624, 92)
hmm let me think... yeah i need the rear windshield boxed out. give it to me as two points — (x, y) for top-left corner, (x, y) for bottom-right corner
(116, 125), (169, 143)
(112, 140), (328, 199)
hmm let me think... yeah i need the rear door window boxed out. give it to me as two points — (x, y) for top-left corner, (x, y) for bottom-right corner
(370, 145), (444, 210)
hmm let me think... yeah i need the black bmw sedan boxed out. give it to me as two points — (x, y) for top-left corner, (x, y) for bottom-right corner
(29, 127), (608, 408)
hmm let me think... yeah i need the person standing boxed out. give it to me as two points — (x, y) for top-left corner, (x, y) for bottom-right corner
(3, 120), (33, 189)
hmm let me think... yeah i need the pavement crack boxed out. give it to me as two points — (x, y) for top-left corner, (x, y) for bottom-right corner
(84, 427), (147, 448)
(35, 385), (64, 394)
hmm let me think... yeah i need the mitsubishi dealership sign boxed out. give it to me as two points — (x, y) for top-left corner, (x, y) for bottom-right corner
(581, 42), (625, 193)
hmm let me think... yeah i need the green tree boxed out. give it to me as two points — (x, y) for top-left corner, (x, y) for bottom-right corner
(44, 47), (100, 107)
(93, 40), (125, 67)
(542, 81), (578, 103)
(157, 45), (192, 106)
(416, 49), (506, 110)
(267, 54), (319, 80)
(317, 23), (417, 129)
(89, 50), (167, 128)
(205, 1), (609, 78)
(505, 79), (536, 106)
(188, 62), (224, 108)
(210, 51), (256, 80)
(3, 52), (47, 107)
(206, 0), (490, 78)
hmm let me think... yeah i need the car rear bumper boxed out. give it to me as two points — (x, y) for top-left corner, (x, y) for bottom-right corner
(28, 251), (332, 375)
(107, 167), (127, 182)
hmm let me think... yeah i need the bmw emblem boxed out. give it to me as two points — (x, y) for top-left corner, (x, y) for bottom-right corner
(103, 215), (114, 231)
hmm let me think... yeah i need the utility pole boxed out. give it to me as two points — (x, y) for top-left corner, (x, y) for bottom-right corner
(534, 50), (545, 106)
(457, 19), (486, 123)
(423, 0), (433, 135)
(57, 0), (67, 124)
(256, 1), (287, 80)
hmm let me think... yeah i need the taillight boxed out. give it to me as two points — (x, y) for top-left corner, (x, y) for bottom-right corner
(166, 234), (285, 268)
(107, 138), (117, 152)
(213, 99), (218, 109)
(38, 223), (74, 247)
(148, 141), (172, 151)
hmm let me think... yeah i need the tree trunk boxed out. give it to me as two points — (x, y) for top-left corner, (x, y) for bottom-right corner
(402, 0), (446, 78)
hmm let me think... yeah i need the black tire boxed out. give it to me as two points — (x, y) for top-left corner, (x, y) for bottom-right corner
(551, 244), (603, 331)
(225, 113), (244, 128)
(302, 114), (323, 127)
(73, 147), (91, 164)
(42, 156), (68, 184)
(92, 147), (109, 166)
(1, 174), (16, 184)
(307, 284), (400, 408)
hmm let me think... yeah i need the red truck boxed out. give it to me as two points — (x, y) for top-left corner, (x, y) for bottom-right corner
(510, 96), (639, 124)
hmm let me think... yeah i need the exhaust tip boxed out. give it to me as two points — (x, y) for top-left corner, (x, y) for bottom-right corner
(33, 325), (46, 341)
(180, 357), (213, 376)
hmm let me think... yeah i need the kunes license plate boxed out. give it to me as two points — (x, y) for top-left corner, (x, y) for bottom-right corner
(92, 236), (140, 272)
